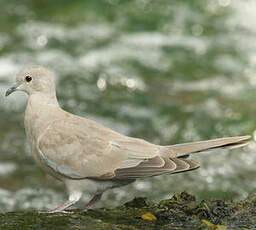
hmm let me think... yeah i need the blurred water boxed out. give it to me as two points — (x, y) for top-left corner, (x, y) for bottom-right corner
(0, 0), (256, 212)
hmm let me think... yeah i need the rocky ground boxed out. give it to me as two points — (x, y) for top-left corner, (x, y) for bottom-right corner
(0, 192), (255, 229)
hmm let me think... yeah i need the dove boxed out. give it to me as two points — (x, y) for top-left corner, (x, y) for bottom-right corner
(5, 66), (250, 213)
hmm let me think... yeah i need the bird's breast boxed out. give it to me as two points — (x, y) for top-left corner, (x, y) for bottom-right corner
(24, 97), (65, 180)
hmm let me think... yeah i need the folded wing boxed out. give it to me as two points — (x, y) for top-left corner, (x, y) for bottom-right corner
(36, 119), (199, 180)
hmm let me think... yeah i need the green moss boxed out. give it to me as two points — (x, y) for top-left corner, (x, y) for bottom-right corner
(1, 192), (256, 229)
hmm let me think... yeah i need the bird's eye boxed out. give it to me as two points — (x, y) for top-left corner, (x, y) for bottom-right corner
(25, 76), (32, 82)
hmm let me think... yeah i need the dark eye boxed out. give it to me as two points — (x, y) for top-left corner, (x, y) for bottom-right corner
(25, 76), (32, 82)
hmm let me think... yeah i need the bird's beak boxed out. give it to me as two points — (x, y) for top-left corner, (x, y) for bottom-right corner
(5, 85), (18, 97)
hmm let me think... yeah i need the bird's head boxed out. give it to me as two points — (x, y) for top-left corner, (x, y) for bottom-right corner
(5, 66), (56, 97)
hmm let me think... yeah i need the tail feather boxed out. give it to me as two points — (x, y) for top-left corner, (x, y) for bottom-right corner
(112, 135), (250, 180)
(166, 135), (251, 157)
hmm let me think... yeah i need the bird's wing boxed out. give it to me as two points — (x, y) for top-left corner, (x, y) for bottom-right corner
(36, 118), (194, 180)
(36, 118), (160, 179)
(36, 118), (127, 179)
(111, 140), (199, 180)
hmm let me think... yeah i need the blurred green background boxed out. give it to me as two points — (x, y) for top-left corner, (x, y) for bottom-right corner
(0, 0), (256, 211)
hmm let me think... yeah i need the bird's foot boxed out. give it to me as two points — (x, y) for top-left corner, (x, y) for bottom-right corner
(39, 209), (73, 214)
(40, 191), (82, 214)
(84, 193), (103, 210)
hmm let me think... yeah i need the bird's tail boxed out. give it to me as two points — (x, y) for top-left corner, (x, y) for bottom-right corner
(164, 135), (251, 158)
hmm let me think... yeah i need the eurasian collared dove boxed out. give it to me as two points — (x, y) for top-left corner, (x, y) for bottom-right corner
(5, 66), (250, 213)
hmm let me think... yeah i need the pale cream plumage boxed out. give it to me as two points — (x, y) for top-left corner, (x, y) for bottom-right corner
(5, 66), (251, 213)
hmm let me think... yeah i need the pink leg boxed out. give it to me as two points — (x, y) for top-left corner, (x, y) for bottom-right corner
(84, 193), (103, 210)
(41, 191), (82, 214)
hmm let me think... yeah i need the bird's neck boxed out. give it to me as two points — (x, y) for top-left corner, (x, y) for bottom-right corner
(28, 92), (59, 107)
(25, 93), (61, 140)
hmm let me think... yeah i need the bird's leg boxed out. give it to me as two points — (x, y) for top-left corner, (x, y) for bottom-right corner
(84, 193), (103, 210)
(41, 191), (82, 214)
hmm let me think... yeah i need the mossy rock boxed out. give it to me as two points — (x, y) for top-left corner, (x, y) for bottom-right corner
(0, 192), (255, 229)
